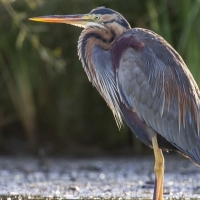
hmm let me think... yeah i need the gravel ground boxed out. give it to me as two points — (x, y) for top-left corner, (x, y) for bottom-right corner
(0, 154), (200, 199)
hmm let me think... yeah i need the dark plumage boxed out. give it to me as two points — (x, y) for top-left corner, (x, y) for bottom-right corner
(90, 7), (117, 15)
(112, 28), (200, 166)
(30, 7), (200, 200)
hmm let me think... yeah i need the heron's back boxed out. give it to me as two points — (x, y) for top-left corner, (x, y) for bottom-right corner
(113, 28), (200, 166)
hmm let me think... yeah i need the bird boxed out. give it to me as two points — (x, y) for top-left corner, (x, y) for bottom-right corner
(29, 7), (200, 200)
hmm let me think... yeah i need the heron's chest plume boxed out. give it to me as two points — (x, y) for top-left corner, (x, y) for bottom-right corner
(77, 28), (123, 128)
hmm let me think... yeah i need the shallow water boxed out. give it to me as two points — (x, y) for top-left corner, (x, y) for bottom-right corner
(0, 154), (200, 199)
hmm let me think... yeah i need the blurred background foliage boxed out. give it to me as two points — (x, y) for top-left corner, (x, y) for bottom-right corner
(0, 0), (200, 155)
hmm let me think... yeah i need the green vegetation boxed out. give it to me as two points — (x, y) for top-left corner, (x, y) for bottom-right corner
(0, 0), (200, 154)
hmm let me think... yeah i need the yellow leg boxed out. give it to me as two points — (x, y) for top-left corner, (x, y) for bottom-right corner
(152, 136), (164, 200)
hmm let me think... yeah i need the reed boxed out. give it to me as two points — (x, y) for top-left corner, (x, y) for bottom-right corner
(0, 0), (199, 152)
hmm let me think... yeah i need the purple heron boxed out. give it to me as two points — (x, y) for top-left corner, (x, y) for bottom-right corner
(30, 7), (200, 200)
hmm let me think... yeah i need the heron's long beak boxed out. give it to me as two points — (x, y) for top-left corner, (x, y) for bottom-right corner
(29, 14), (94, 28)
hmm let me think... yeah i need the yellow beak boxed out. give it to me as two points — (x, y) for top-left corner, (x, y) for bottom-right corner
(29, 14), (94, 28)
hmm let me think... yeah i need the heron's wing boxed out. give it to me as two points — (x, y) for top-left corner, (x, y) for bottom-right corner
(112, 28), (200, 165)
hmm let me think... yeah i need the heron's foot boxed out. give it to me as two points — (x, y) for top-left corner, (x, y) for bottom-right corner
(152, 136), (164, 200)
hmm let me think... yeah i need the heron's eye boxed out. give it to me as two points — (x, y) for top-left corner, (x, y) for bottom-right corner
(94, 16), (100, 21)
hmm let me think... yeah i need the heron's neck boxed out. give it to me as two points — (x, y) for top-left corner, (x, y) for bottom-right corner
(78, 26), (125, 78)
(80, 25), (126, 51)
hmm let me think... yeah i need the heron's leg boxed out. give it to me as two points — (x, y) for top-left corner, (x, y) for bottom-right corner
(152, 135), (164, 200)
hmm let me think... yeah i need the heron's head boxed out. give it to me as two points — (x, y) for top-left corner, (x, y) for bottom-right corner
(29, 7), (131, 31)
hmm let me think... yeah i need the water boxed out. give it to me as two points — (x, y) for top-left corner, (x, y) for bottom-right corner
(0, 154), (199, 199)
